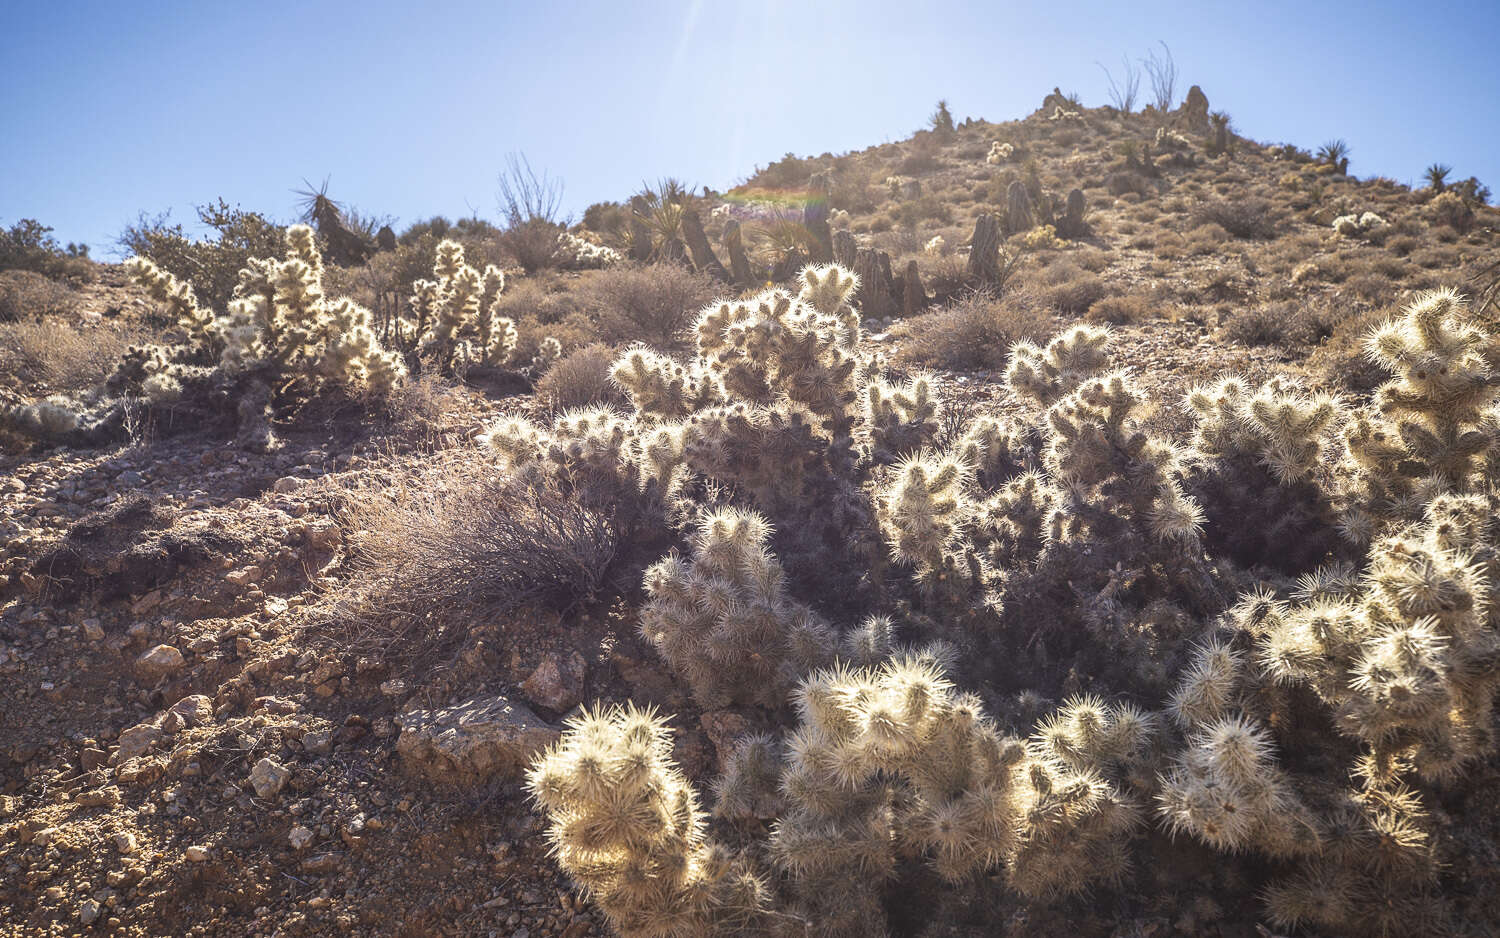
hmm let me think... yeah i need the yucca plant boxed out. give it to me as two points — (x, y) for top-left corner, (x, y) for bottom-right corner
(1423, 163), (1452, 193)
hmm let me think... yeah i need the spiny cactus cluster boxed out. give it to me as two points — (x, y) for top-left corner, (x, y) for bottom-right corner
(985, 140), (1014, 164)
(556, 230), (622, 270)
(1184, 375), (1344, 569)
(516, 272), (1500, 938)
(126, 225), (407, 396)
(3, 225), (407, 449)
(525, 704), (767, 938)
(1332, 211), (1387, 237)
(638, 509), (835, 707)
(407, 239), (514, 370)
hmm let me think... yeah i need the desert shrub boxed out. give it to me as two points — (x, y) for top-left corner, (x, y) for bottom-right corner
(0, 270), (81, 322)
(1191, 198), (1276, 239)
(0, 319), (148, 392)
(339, 459), (615, 661)
(0, 219), (94, 284)
(1307, 303), (1400, 393)
(534, 343), (626, 411)
(1034, 261), (1111, 315)
(1087, 290), (1155, 324)
(893, 194), (951, 229)
(497, 153), (567, 273)
(120, 199), (285, 310)
(896, 145), (940, 176)
(582, 262), (718, 347)
(1219, 300), (1338, 349)
(892, 289), (1051, 370)
(1428, 191), (1475, 234)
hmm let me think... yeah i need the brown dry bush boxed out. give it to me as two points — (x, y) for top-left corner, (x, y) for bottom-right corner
(1032, 261), (1112, 315)
(0, 270), (80, 322)
(0, 319), (148, 391)
(1191, 198), (1276, 239)
(492, 275), (597, 357)
(1219, 299), (1336, 349)
(535, 342), (626, 411)
(1307, 302), (1400, 392)
(581, 262), (718, 347)
(337, 459), (616, 663)
(892, 289), (1051, 371)
(1087, 291), (1156, 324)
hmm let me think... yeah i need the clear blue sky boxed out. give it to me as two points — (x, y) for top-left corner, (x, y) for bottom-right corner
(3, 0), (1497, 255)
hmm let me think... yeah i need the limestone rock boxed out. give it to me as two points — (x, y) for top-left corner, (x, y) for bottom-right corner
(114, 722), (163, 762)
(135, 644), (184, 680)
(521, 652), (585, 713)
(249, 757), (291, 799)
(396, 695), (559, 786)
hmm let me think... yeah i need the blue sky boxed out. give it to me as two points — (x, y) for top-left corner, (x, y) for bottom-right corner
(3, 0), (1497, 254)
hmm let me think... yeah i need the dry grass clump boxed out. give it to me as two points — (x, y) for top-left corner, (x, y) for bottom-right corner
(535, 342), (627, 411)
(491, 274), (596, 357)
(581, 262), (719, 348)
(1031, 260), (1112, 315)
(0, 270), (81, 322)
(1191, 198), (1276, 239)
(337, 455), (616, 661)
(1305, 302), (1403, 392)
(0, 318), (148, 392)
(1217, 299), (1339, 350)
(1087, 290), (1157, 324)
(892, 289), (1051, 371)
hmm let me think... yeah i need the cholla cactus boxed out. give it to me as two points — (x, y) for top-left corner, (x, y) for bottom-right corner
(767, 654), (1135, 927)
(556, 230), (622, 270)
(525, 704), (766, 938)
(1339, 289), (1500, 535)
(1256, 494), (1500, 783)
(1185, 376), (1345, 570)
(409, 240), (515, 369)
(532, 336), (563, 374)
(125, 225), (406, 397)
(125, 256), (217, 341)
(863, 374), (941, 462)
(1332, 212), (1386, 237)
(610, 346), (723, 419)
(638, 508), (836, 707)
(1156, 714), (1318, 857)
(1261, 784), (1444, 938)
(923, 234), (946, 255)
(1045, 371), (1203, 545)
(985, 141), (1014, 164)
(1004, 325), (1111, 406)
(876, 450), (973, 587)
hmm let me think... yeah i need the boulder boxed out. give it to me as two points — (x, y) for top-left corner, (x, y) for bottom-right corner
(521, 652), (586, 713)
(396, 695), (559, 786)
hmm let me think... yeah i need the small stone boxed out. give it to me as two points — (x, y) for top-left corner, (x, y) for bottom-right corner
(288, 826), (314, 850)
(165, 694), (214, 731)
(81, 619), (105, 641)
(114, 831), (137, 854)
(301, 727), (333, 755)
(184, 845), (211, 862)
(32, 826), (61, 847)
(379, 679), (407, 697)
(272, 476), (304, 494)
(396, 694), (559, 787)
(114, 723), (163, 761)
(225, 566), (263, 587)
(248, 757), (291, 799)
(135, 644), (185, 680)
(117, 470), (145, 486)
(521, 652), (586, 713)
(79, 899), (101, 925)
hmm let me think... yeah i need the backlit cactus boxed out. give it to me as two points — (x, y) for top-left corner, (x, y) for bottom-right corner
(525, 704), (767, 938)
(638, 508), (836, 707)
(409, 239), (516, 370)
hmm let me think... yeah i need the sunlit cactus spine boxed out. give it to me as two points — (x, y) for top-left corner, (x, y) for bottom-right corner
(124, 255), (218, 343)
(1155, 713), (1318, 858)
(525, 704), (767, 938)
(863, 374), (941, 463)
(532, 336), (563, 374)
(1339, 288), (1500, 535)
(1004, 324), (1111, 406)
(638, 508), (836, 707)
(1045, 371), (1204, 546)
(611, 345), (723, 419)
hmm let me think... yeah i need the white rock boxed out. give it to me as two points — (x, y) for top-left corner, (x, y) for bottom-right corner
(135, 644), (185, 680)
(288, 825), (315, 850)
(248, 757), (291, 799)
(185, 844), (211, 862)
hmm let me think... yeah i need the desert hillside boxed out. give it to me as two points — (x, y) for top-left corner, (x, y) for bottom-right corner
(3, 85), (1500, 938)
